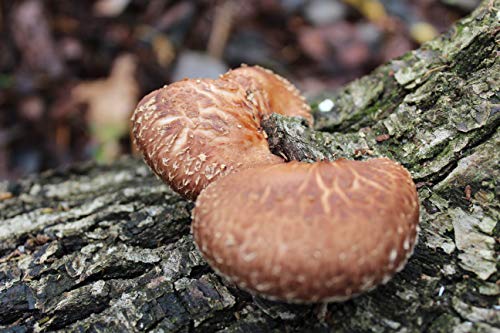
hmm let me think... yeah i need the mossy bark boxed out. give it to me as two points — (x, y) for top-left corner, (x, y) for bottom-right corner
(1, 1), (499, 332)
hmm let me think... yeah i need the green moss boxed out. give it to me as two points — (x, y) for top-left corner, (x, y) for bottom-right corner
(427, 314), (461, 333)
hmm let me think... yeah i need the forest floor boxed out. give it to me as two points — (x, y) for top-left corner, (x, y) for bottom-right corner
(0, 0), (479, 179)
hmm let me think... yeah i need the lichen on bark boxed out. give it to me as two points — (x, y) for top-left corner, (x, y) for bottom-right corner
(1, 1), (499, 332)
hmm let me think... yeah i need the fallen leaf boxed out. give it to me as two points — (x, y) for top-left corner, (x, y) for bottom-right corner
(94, 0), (131, 17)
(0, 192), (13, 201)
(342, 0), (388, 26)
(410, 22), (438, 44)
(72, 54), (139, 161)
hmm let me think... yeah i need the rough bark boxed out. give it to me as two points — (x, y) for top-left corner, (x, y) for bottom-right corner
(1, 1), (499, 332)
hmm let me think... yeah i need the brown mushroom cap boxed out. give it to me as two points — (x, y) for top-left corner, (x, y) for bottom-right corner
(192, 158), (420, 303)
(131, 66), (311, 200)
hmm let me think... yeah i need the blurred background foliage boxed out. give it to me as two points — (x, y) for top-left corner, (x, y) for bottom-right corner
(0, 0), (480, 180)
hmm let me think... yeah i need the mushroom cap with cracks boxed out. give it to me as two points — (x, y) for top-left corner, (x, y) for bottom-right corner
(192, 158), (420, 303)
(131, 66), (311, 200)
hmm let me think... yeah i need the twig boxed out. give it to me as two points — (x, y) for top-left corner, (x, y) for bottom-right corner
(207, 1), (234, 59)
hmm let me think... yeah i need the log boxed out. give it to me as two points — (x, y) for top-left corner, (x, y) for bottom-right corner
(1, 1), (499, 331)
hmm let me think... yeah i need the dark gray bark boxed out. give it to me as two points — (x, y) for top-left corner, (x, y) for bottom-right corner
(1, 1), (499, 332)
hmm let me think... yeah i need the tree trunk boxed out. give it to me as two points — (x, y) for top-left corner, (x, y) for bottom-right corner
(1, 2), (499, 332)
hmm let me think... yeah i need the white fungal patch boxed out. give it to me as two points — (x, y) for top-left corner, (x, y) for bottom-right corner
(284, 292), (298, 300)
(170, 129), (189, 153)
(248, 192), (260, 201)
(411, 199), (418, 209)
(389, 249), (398, 263)
(322, 294), (352, 303)
(325, 275), (344, 288)
(360, 276), (375, 290)
(271, 265), (282, 276)
(318, 99), (334, 112)
(357, 256), (367, 265)
(204, 163), (219, 180)
(193, 159), (203, 172)
(242, 252), (257, 262)
(309, 295), (320, 302)
(225, 234), (236, 247)
(381, 274), (393, 284)
(396, 259), (408, 272)
(215, 256), (224, 264)
(156, 115), (183, 127)
(255, 283), (273, 292)
(277, 242), (289, 255)
(229, 275), (240, 283)
(403, 237), (410, 250)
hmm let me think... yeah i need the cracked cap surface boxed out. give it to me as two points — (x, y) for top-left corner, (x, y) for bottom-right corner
(192, 158), (420, 303)
(131, 66), (311, 200)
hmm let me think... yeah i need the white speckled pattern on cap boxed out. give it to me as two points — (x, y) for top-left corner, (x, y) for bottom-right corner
(193, 159), (419, 303)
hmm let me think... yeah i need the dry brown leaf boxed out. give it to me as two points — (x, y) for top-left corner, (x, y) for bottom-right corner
(72, 54), (139, 161)
(94, 0), (131, 17)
